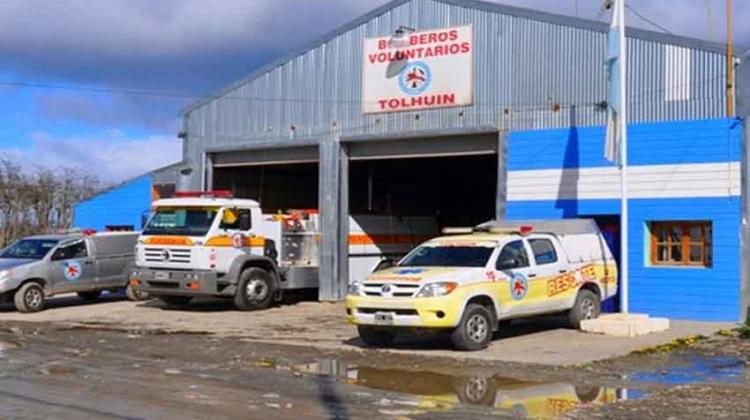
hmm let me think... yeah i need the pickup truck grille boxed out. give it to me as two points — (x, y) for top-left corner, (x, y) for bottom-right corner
(363, 283), (421, 298)
(144, 247), (192, 264)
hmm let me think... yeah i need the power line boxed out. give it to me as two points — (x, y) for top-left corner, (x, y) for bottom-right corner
(0, 80), (201, 100)
(624, 4), (675, 35)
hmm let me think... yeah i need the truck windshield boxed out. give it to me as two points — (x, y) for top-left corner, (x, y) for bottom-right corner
(400, 244), (494, 268)
(142, 207), (218, 237)
(1, 239), (59, 260)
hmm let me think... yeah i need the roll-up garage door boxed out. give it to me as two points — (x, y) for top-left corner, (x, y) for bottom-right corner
(211, 146), (319, 211)
(212, 146), (318, 167)
(347, 133), (497, 160)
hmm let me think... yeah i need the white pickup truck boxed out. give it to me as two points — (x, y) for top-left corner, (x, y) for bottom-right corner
(346, 220), (618, 350)
(131, 192), (436, 310)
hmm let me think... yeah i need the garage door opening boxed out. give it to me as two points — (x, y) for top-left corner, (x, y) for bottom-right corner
(213, 163), (319, 212)
(349, 154), (498, 229)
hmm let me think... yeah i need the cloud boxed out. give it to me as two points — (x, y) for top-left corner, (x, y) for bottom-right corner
(1, 1), (746, 93)
(1, 130), (182, 183)
(1, 0), (748, 140)
(0, 0), (381, 92)
(34, 92), (184, 132)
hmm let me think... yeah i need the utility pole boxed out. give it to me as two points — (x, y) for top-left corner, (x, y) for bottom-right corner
(727, 0), (735, 116)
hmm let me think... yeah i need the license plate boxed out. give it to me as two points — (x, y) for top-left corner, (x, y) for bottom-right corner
(153, 271), (171, 280)
(374, 312), (394, 325)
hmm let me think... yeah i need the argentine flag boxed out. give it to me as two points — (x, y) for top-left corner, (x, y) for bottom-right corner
(604, 0), (623, 164)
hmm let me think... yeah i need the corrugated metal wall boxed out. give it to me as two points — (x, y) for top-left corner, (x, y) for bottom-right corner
(184, 0), (728, 179)
(73, 176), (152, 231)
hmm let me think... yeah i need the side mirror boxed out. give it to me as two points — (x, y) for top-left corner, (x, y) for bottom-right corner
(373, 258), (396, 272)
(239, 212), (252, 231)
(497, 257), (518, 270)
(222, 209), (239, 225)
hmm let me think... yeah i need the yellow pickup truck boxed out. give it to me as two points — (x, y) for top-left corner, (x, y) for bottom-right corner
(346, 220), (618, 350)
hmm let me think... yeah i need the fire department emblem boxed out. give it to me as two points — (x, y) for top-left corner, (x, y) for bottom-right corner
(398, 61), (432, 96)
(63, 260), (83, 281)
(231, 233), (245, 248)
(510, 272), (528, 301)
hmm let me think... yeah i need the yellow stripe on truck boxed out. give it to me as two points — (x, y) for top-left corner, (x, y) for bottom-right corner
(143, 236), (195, 246)
(205, 235), (266, 247)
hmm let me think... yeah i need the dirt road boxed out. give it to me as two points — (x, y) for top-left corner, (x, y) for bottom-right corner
(0, 320), (749, 419)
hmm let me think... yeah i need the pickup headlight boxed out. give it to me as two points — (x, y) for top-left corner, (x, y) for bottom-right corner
(348, 281), (364, 296)
(416, 282), (458, 298)
(0, 270), (8, 280)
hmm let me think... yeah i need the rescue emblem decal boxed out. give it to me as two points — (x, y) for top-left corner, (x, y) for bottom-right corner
(63, 260), (83, 281)
(231, 233), (245, 248)
(396, 268), (426, 275)
(510, 272), (528, 300)
(398, 61), (432, 96)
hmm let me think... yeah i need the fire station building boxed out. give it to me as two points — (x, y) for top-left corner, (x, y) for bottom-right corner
(76, 0), (750, 321)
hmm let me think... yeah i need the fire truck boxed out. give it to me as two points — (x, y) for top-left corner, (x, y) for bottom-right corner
(130, 191), (436, 310)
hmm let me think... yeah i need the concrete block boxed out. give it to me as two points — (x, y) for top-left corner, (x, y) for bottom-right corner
(580, 313), (671, 337)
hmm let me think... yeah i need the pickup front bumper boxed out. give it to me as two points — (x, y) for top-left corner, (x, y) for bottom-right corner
(131, 269), (235, 297)
(345, 294), (463, 329)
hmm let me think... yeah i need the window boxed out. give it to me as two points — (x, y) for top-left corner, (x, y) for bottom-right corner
(220, 209), (252, 231)
(400, 245), (495, 268)
(496, 240), (530, 270)
(1, 239), (58, 260)
(143, 207), (218, 236)
(650, 221), (712, 267)
(53, 240), (88, 261)
(529, 238), (558, 265)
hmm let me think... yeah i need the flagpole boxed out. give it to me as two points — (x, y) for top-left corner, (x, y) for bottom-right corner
(618, 0), (629, 315)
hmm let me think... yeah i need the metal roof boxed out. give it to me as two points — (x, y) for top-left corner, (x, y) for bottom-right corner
(182, 0), (731, 115)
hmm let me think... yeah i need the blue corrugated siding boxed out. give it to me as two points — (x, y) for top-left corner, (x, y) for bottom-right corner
(507, 197), (741, 321)
(508, 118), (742, 170)
(506, 119), (742, 321)
(73, 176), (152, 231)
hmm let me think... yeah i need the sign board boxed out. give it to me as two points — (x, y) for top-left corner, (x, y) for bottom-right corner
(362, 25), (473, 114)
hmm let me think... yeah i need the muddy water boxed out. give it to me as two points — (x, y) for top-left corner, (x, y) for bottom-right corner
(1, 323), (747, 419)
(255, 358), (640, 419)
(629, 355), (748, 385)
(0, 327), (637, 420)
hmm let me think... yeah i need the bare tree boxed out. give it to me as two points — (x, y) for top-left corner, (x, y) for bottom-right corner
(0, 158), (102, 247)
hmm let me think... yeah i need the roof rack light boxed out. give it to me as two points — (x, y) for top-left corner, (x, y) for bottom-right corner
(174, 190), (233, 199)
(441, 227), (473, 235)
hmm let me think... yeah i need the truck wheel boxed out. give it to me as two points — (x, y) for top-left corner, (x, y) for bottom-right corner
(14, 282), (46, 313)
(450, 304), (493, 351)
(233, 267), (275, 311)
(157, 296), (193, 306)
(77, 291), (101, 302)
(453, 376), (497, 406)
(357, 326), (396, 347)
(126, 284), (150, 301)
(568, 289), (601, 329)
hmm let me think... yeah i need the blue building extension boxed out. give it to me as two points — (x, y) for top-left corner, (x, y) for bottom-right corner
(73, 175), (153, 231)
(506, 118), (742, 321)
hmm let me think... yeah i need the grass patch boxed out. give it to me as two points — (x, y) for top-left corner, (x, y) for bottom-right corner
(736, 315), (750, 339)
(633, 335), (708, 355)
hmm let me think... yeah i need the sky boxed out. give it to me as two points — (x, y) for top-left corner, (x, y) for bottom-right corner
(1, 0), (748, 183)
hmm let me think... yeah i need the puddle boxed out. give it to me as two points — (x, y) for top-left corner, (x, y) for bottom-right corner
(255, 358), (641, 419)
(631, 355), (747, 385)
(39, 364), (79, 377)
(0, 340), (19, 359)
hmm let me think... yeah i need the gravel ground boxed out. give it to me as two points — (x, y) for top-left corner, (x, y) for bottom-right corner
(0, 321), (749, 419)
